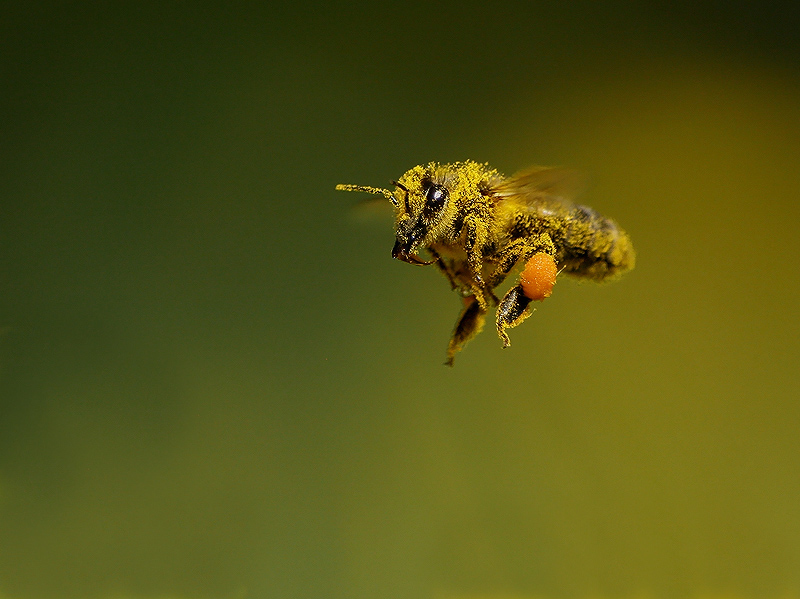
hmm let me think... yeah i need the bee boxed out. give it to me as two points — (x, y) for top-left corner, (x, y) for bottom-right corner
(337, 160), (635, 365)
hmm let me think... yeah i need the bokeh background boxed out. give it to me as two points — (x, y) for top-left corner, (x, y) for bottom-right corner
(2, 2), (800, 598)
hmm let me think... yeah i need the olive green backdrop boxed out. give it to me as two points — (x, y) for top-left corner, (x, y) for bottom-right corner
(2, 2), (800, 599)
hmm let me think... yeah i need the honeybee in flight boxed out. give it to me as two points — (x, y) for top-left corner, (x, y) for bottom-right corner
(337, 160), (635, 365)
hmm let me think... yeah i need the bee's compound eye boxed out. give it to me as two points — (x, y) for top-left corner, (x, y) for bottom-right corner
(423, 184), (448, 218)
(425, 184), (447, 207)
(520, 253), (558, 301)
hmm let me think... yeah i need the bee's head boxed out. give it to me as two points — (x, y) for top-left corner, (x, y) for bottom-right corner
(388, 166), (460, 265)
(336, 167), (453, 266)
(335, 180), (433, 263)
(336, 161), (494, 266)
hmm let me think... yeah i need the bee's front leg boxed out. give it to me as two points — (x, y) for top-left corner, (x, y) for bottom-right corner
(495, 284), (533, 348)
(463, 216), (492, 308)
(427, 247), (458, 290)
(445, 295), (486, 366)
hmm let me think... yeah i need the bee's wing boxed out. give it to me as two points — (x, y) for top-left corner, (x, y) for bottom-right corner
(492, 165), (585, 211)
(349, 196), (395, 225)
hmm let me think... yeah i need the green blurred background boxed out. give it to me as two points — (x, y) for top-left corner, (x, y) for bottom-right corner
(2, 2), (800, 598)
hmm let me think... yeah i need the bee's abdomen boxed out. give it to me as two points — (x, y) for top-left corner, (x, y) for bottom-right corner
(557, 205), (635, 281)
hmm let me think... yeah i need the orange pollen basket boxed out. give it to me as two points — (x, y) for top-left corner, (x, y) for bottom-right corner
(519, 253), (558, 301)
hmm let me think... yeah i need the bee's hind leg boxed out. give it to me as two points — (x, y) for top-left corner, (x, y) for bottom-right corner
(496, 285), (533, 349)
(445, 295), (486, 366)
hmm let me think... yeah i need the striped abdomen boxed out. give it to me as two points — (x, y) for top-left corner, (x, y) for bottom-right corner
(557, 205), (635, 281)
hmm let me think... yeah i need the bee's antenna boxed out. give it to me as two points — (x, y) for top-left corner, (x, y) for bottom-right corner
(391, 180), (411, 213)
(335, 184), (398, 208)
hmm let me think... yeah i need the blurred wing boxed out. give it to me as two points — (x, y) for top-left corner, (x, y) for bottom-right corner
(492, 165), (585, 213)
(348, 196), (395, 225)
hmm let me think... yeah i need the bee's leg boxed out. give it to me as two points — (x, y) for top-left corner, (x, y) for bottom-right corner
(445, 295), (487, 366)
(463, 216), (491, 308)
(486, 235), (558, 289)
(485, 240), (528, 290)
(495, 284), (533, 349)
(428, 247), (458, 290)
